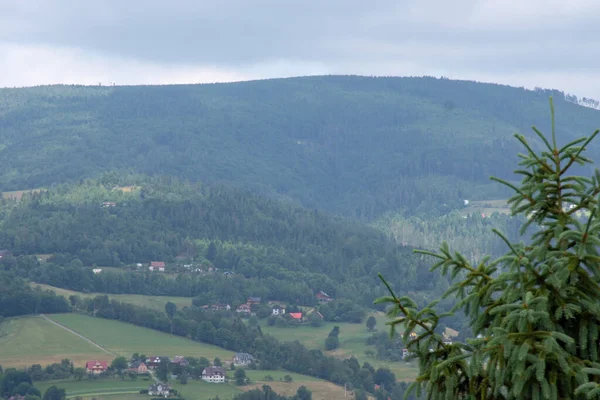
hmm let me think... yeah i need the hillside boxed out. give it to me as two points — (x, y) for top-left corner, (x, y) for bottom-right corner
(0, 177), (443, 309)
(2, 76), (600, 218)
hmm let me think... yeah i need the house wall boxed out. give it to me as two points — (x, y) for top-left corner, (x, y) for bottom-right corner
(202, 375), (225, 383)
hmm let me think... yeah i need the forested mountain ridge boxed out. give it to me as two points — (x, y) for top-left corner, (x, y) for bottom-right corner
(2, 76), (600, 218)
(0, 176), (443, 309)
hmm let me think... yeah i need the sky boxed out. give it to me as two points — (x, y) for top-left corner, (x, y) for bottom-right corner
(1, 0), (599, 100)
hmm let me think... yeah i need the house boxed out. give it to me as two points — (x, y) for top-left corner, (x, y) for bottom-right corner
(101, 201), (117, 208)
(214, 303), (231, 311)
(0, 249), (12, 259)
(92, 268), (102, 274)
(129, 361), (148, 374)
(232, 353), (255, 367)
(145, 356), (168, 369)
(149, 261), (166, 272)
(316, 291), (333, 302)
(289, 312), (303, 321)
(8, 396), (25, 400)
(148, 383), (171, 397)
(247, 297), (261, 305)
(202, 366), (226, 383)
(272, 306), (286, 316)
(236, 304), (251, 313)
(86, 360), (108, 374)
(172, 356), (189, 367)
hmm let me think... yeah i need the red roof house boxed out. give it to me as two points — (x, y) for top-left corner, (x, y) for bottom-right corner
(86, 360), (108, 374)
(289, 312), (303, 320)
(316, 291), (333, 302)
(149, 261), (166, 272)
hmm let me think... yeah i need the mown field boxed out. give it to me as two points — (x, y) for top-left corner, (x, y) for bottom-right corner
(0, 316), (108, 367)
(2, 188), (46, 200)
(260, 314), (418, 381)
(46, 314), (234, 362)
(31, 283), (193, 311)
(35, 378), (151, 399)
(459, 199), (510, 216)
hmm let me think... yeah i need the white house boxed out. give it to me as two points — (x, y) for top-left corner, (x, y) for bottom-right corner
(232, 353), (255, 367)
(202, 366), (226, 383)
(92, 268), (102, 274)
(148, 383), (170, 397)
(272, 307), (286, 316)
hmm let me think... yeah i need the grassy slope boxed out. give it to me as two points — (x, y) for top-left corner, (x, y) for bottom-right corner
(46, 314), (233, 361)
(0, 316), (108, 367)
(260, 314), (418, 380)
(31, 283), (193, 311)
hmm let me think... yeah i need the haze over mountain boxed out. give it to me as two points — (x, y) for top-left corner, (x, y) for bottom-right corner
(2, 76), (600, 218)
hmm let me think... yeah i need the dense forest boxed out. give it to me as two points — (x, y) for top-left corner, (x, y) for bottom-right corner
(2, 76), (600, 218)
(0, 176), (448, 314)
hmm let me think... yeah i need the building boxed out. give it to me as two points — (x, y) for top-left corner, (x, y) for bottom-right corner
(129, 361), (148, 374)
(272, 306), (286, 316)
(316, 291), (333, 302)
(101, 201), (117, 208)
(236, 304), (251, 313)
(232, 353), (255, 367)
(148, 383), (170, 397)
(172, 356), (189, 367)
(289, 312), (303, 321)
(145, 356), (168, 369)
(86, 360), (108, 374)
(202, 366), (226, 383)
(92, 268), (102, 274)
(247, 297), (261, 305)
(0, 250), (12, 259)
(149, 261), (166, 272)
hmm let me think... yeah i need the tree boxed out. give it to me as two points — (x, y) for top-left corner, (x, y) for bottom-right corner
(165, 302), (177, 335)
(111, 357), (128, 377)
(73, 368), (86, 381)
(283, 374), (293, 383)
(366, 316), (376, 331)
(235, 368), (247, 385)
(213, 357), (222, 367)
(42, 386), (66, 400)
(325, 325), (340, 350)
(294, 385), (312, 400)
(178, 371), (188, 385)
(377, 98), (600, 399)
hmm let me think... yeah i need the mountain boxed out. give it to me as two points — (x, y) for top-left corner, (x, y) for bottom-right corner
(1, 76), (600, 218)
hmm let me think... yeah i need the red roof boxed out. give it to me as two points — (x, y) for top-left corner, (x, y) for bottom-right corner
(289, 312), (303, 320)
(86, 360), (108, 370)
(150, 261), (166, 267)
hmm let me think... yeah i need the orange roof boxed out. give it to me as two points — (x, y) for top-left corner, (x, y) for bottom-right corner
(289, 312), (302, 320)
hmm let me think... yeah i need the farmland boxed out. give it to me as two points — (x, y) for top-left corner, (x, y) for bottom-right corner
(35, 378), (150, 399)
(0, 316), (108, 368)
(2, 188), (46, 200)
(46, 314), (234, 361)
(31, 283), (193, 311)
(459, 199), (510, 216)
(260, 314), (418, 380)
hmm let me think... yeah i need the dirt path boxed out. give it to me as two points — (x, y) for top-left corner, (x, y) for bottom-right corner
(39, 314), (118, 357)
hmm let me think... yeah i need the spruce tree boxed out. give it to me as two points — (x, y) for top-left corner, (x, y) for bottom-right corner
(377, 98), (600, 399)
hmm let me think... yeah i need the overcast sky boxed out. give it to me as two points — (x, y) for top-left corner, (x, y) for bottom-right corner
(1, 0), (599, 99)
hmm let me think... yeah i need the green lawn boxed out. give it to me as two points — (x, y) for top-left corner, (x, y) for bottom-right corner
(171, 380), (242, 400)
(0, 316), (108, 367)
(244, 370), (320, 383)
(31, 283), (193, 311)
(35, 378), (150, 398)
(46, 314), (234, 361)
(260, 314), (418, 380)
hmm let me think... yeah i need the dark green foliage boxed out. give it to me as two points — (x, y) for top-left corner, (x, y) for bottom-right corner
(110, 357), (128, 375)
(0, 272), (70, 317)
(2, 78), (600, 218)
(1, 370), (32, 398)
(0, 176), (443, 310)
(377, 99), (600, 399)
(235, 368), (248, 385)
(366, 316), (376, 331)
(41, 386), (66, 400)
(319, 300), (366, 323)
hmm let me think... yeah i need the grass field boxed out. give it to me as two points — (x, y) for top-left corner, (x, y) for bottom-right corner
(260, 314), (418, 381)
(0, 316), (108, 367)
(2, 188), (46, 200)
(31, 283), (193, 311)
(459, 199), (510, 216)
(171, 380), (242, 400)
(46, 314), (234, 362)
(35, 378), (150, 398)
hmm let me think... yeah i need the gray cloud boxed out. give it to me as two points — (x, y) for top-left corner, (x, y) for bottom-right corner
(1, 0), (599, 99)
